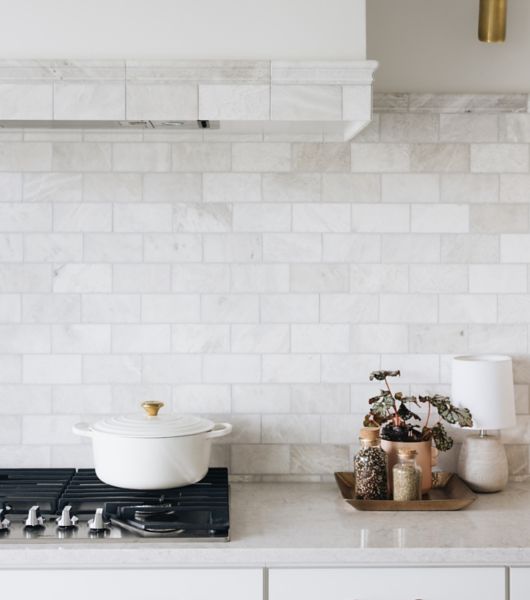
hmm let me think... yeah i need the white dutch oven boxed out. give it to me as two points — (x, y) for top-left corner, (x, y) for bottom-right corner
(73, 401), (232, 490)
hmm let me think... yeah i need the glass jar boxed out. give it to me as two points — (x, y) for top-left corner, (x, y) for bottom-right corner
(392, 448), (422, 501)
(353, 428), (388, 500)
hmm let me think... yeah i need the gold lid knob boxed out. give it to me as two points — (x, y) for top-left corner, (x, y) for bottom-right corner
(141, 401), (164, 417)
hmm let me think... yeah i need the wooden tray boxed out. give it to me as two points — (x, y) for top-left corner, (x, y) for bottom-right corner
(334, 471), (476, 511)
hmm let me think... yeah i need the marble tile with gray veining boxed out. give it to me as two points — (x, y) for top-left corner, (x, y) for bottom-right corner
(271, 61), (377, 85)
(126, 60), (270, 83)
(409, 93), (528, 113)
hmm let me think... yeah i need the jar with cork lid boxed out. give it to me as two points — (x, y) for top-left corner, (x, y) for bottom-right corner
(392, 448), (422, 501)
(353, 427), (388, 500)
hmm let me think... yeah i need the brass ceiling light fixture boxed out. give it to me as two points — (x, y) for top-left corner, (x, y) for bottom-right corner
(478, 0), (507, 42)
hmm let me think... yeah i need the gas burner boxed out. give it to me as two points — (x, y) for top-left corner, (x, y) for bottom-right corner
(0, 468), (229, 542)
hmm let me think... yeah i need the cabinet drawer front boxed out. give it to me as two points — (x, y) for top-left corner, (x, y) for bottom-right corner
(510, 567), (530, 600)
(269, 567), (506, 600)
(0, 568), (263, 600)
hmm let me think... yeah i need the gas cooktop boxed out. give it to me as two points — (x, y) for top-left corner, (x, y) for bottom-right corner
(0, 467), (229, 543)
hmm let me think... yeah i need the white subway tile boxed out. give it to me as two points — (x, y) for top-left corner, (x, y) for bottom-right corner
(263, 354), (320, 383)
(293, 203), (350, 232)
(203, 173), (261, 203)
(272, 85), (342, 121)
(52, 143), (111, 172)
(141, 294), (199, 323)
(290, 264), (349, 292)
(411, 204), (469, 233)
(173, 264), (230, 293)
(380, 114), (438, 142)
(203, 355), (261, 383)
(144, 173), (201, 203)
(113, 143), (171, 172)
(82, 294), (140, 323)
(471, 144), (528, 173)
(263, 233), (321, 263)
(292, 324), (349, 353)
(500, 174), (530, 203)
(144, 233), (202, 262)
(0, 173), (22, 202)
(24, 233), (82, 262)
(24, 173), (82, 203)
(261, 294), (319, 323)
(85, 233), (143, 262)
(0, 294), (21, 323)
(114, 203), (172, 233)
(501, 235), (530, 262)
(351, 204), (409, 232)
(112, 324), (170, 353)
(113, 265), (170, 293)
(0, 355), (21, 383)
(231, 444), (290, 474)
(294, 143), (350, 172)
(52, 384), (112, 414)
(439, 294), (497, 324)
(411, 144), (469, 172)
(0, 265), (51, 292)
(204, 233), (261, 262)
(441, 234), (499, 263)
(174, 203), (232, 232)
(22, 415), (80, 445)
(352, 143), (410, 172)
(233, 203), (291, 232)
(441, 174), (498, 203)
(52, 324), (111, 354)
(262, 415), (320, 443)
(380, 354), (439, 383)
(468, 324), (527, 354)
(233, 143), (291, 172)
(409, 264), (468, 293)
(471, 205), (528, 234)
(23, 294), (79, 324)
(291, 384), (349, 413)
(440, 114), (498, 142)
(172, 143), (231, 172)
(0, 234), (23, 262)
(0, 324), (50, 353)
(0, 83), (52, 119)
(408, 324), (467, 354)
(54, 203), (111, 232)
(291, 444), (349, 473)
(263, 173), (321, 203)
(470, 265), (527, 293)
(233, 384), (290, 413)
(320, 294), (379, 324)
(172, 324), (229, 353)
(23, 355), (81, 384)
(202, 294), (259, 323)
(231, 324), (289, 353)
(199, 85), (269, 120)
(380, 294), (438, 323)
(127, 83), (196, 120)
(53, 264), (112, 293)
(111, 383), (170, 412)
(84, 173), (142, 203)
(322, 174), (380, 203)
(351, 324), (408, 353)
(382, 174), (439, 203)
(321, 354), (379, 383)
(172, 384), (231, 414)
(83, 355), (142, 384)
(499, 296), (530, 323)
(0, 204), (51, 231)
(0, 143), (51, 172)
(54, 82), (125, 120)
(323, 234), (380, 262)
(231, 265), (289, 293)
(351, 264), (409, 292)
(321, 415), (360, 444)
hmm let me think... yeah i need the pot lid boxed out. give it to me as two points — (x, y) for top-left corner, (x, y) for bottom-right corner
(91, 401), (215, 438)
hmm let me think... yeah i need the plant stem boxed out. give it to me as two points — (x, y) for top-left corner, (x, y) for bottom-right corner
(424, 400), (431, 430)
(384, 376), (401, 426)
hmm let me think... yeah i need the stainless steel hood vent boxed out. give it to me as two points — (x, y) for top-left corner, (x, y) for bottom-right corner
(0, 120), (217, 130)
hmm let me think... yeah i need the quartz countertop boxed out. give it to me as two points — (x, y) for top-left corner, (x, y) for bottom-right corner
(1, 480), (529, 568)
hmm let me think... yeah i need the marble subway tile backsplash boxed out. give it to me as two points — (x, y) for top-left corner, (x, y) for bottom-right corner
(2, 103), (530, 480)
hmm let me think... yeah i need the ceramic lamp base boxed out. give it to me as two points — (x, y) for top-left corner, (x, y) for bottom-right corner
(457, 434), (509, 493)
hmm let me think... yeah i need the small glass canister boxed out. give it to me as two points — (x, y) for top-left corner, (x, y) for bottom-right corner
(392, 448), (422, 501)
(353, 427), (388, 500)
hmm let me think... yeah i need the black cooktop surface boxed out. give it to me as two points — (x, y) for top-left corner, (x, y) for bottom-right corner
(0, 467), (229, 542)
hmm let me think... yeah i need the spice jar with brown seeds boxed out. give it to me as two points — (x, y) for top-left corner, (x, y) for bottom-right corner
(354, 427), (388, 500)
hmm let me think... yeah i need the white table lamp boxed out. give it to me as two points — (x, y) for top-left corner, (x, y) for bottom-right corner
(452, 355), (516, 493)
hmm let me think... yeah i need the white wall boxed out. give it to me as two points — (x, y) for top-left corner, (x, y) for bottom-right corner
(0, 0), (366, 60)
(368, 0), (530, 92)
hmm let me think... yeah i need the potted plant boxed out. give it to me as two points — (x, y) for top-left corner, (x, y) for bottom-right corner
(364, 370), (473, 492)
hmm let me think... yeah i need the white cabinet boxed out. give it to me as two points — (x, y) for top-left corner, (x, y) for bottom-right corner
(269, 567), (506, 600)
(510, 567), (530, 600)
(0, 568), (263, 600)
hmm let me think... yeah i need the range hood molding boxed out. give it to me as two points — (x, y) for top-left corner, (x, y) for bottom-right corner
(0, 59), (377, 140)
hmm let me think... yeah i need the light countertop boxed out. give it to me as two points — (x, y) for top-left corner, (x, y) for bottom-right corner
(1, 480), (529, 568)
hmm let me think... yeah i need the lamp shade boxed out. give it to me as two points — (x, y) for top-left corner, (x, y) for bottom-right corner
(452, 355), (516, 431)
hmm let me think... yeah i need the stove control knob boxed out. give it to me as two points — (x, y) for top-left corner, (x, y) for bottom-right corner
(24, 505), (45, 528)
(87, 508), (109, 533)
(0, 503), (11, 531)
(56, 505), (79, 529)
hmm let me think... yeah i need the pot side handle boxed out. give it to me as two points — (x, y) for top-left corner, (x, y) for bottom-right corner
(72, 422), (93, 438)
(205, 422), (233, 439)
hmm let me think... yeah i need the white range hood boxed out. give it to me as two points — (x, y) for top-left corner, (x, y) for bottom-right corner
(0, 59), (377, 140)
